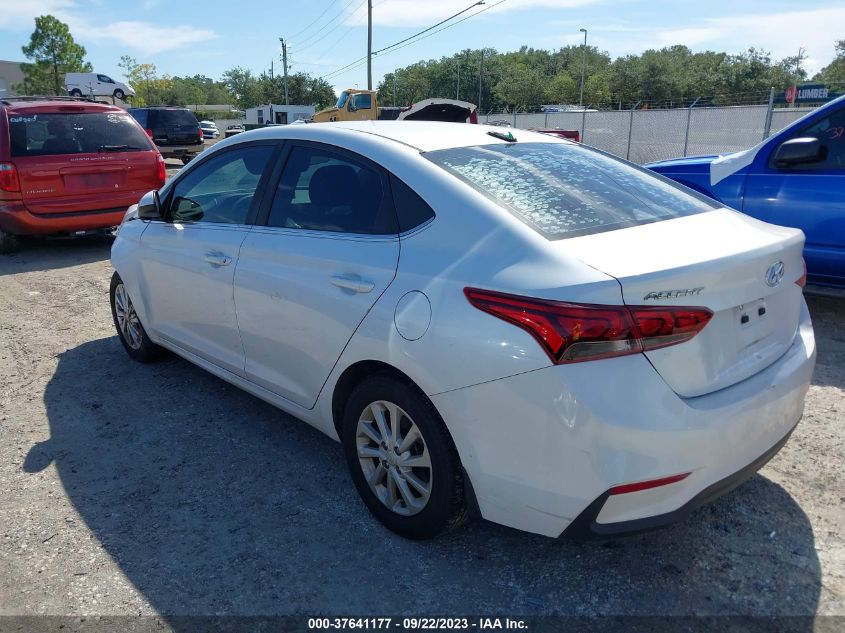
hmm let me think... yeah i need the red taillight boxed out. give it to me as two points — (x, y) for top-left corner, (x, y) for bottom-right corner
(464, 288), (713, 364)
(145, 128), (153, 138)
(796, 258), (807, 288)
(198, 126), (203, 139)
(608, 472), (691, 496)
(155, 154), (166, 185)
(0, 163), (20, 192)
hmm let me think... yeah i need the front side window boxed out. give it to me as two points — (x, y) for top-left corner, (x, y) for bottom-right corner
(97, 75), (114, 83)
(9, 112), (152, 157)
(785, 107), (845, 170)
(267, 145), (396, 235)
(168, 146), (273, 224)
(425, 143), (718, 240)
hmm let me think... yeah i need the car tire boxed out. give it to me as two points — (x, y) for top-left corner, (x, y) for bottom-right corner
(342, 373), (467, 539)
(113, 89), (125, 100)
(69, 89), (82, 97)
(110, 272), (162, 363)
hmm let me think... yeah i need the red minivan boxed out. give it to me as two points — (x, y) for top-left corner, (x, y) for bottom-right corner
(0, 97), (166, 253)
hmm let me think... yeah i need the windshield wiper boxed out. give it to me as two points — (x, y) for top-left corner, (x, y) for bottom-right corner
(98, 145), (143, 152)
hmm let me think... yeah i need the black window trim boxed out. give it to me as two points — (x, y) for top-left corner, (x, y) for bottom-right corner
(253, 139), (400, 238)
(157, 139), (283, 226)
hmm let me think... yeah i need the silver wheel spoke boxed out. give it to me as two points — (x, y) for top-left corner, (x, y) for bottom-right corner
(397, 427), (420, 453)
(403, 470), (430, 496)
(357, 445), (381, 459)
(400, 450), (431, 469)
(359, 420), (382, 444)
(114, 284), (142, 350)
(356, 400), (433, 517)
(392, 470), (417, 509)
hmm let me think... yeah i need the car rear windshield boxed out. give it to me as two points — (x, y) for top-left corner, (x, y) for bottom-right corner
(424, 142), (719, 239)
(150, 109), (199, 127)
(9, 112), (152, 157)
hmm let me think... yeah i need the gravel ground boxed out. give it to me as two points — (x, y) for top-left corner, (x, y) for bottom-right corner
(0, 238), (843, 624)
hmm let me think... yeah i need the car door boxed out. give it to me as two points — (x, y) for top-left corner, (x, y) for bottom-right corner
(743, 104), (845, 285)
(139, 142), (279, 375)
(234, 142), (400, 408)
(96, 74), (113, 95)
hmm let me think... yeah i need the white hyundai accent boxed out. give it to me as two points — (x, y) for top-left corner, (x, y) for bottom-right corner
(110, 121), (816, 539)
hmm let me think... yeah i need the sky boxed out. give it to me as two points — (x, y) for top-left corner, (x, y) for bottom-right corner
(0, 0), (842, 98)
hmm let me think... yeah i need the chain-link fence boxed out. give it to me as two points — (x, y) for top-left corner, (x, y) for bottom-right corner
(480, 105), (816, 164)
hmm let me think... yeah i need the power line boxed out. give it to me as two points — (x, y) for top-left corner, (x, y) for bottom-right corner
(289, 0), (343, 41)
(320, 0), (501, 81)
(294, 0), (364, 51)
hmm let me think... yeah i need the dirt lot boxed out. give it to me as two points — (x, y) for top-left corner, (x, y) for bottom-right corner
(0, 238), (843, 624)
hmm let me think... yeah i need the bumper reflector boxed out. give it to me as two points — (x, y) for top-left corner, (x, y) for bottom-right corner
(608, 472), (691, 496)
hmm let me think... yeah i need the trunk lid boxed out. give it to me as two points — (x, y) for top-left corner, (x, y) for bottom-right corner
(15, 152), (160, 215)
(560, 209), (805, 398)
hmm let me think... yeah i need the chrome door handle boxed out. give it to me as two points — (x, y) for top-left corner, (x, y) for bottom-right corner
(204, 252), (232, 267)
(330, 275), (375, 293)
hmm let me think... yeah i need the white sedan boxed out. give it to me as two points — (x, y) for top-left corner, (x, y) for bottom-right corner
(110, 121), (816, 539)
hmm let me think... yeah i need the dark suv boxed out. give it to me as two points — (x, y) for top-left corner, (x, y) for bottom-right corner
(127, 107), (204, 164)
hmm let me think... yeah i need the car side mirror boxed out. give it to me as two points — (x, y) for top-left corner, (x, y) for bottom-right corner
(773, 137), (826, 167)
(137, 190), (162, 220)
(348, 100), (357, 112)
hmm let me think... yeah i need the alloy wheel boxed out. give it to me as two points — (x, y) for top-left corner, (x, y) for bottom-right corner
(356, 400), (433, 516)
(113, 283), (143, 350)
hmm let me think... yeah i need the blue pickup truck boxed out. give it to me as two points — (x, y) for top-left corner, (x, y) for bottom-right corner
(647, 95), (845, 287)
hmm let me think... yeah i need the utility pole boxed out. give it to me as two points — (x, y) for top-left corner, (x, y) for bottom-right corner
(456, 57), (460, 100)
(579, 28), (587, 110)
(367, 0), (373, 90)
(279, 37), (289, 105)
(270, 59), (274, 80)
(478, 49), (484, 110)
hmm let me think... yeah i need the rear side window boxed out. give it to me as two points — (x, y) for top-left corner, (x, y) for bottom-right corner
(9, 112), (152, 157)
(425, 143), (718, 240)
(390, 175), (435, 232)
(267, 145), (397, 235)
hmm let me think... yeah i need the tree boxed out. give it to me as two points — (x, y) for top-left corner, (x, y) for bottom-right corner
(814, 40), (845, 83)
(17, 15), (91, 95)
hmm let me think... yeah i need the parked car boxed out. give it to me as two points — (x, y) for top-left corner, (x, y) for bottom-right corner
(199, 120), (219, 139)
(65, 72), (135, 100)
(534, 128), (580, 142)
(110, 122), (815, 539)
(0, 96), (165, 253)
(127, 107), (204, 164)
(224, 124), (244, 138)
(647, 94), (845, 287)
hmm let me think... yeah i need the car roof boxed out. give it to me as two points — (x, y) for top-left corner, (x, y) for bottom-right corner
(1, 98), (124, 114)
(247, 120), (569, 152)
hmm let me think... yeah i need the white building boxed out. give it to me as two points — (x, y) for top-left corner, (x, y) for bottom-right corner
(246, 104), (316, 125)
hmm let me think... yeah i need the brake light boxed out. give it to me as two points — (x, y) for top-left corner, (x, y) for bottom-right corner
(155, 154), (166, 185)
(0, 163), (20, 192)
(464, 288), (713, 364)
(608, 472), (691, 496)
(198, 126), (203, 139)
(796, 258), (807, 288)
(145, 128), (153, 138)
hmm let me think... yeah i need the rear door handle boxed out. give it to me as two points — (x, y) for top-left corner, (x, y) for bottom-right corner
(330, 275), (375, 293)
(204, 252), (232, 267)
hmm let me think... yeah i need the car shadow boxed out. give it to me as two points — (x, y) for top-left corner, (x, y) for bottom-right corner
(0, 235), (113, 276)
(30, 336), (821, 622)
(805, 294), (845, 391)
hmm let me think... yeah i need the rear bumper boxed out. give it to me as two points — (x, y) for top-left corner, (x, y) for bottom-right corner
(430, 298), (816, 538)
(156, 144), (203, 159)
(562, 424), (795, 539)
(0, 201), (128, 236)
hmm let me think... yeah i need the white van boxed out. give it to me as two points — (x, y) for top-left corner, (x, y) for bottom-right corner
(65, 73), (135, 100)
